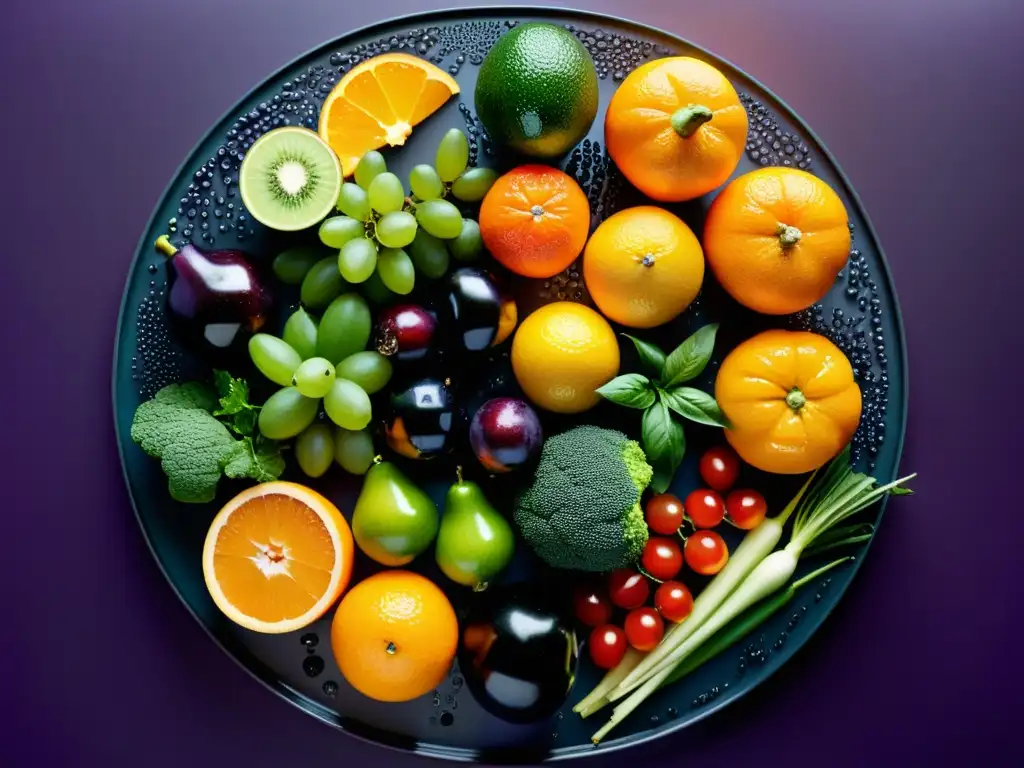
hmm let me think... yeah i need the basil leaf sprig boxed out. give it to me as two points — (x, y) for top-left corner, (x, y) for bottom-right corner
(596, 324), (729, 493)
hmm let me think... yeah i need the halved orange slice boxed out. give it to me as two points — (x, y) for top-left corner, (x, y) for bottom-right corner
(318, 53), (460, 175)
(202, 482), (354, 634)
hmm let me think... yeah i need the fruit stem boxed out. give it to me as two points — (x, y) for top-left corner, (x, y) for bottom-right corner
(786, 388), (807, 411)
(456, 465), (464, 484)
(776, 223), (803, 248)
(670, 105), (713, 138)
(154, 235), (178, 258)
(372, 455), (383, 465)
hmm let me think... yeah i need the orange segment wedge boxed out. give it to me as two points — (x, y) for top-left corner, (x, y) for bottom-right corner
(318, 53), (460, 175)
(202, 482), (354, 634)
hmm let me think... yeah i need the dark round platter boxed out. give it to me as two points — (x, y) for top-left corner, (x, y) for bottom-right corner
(112, 6), (907, 762)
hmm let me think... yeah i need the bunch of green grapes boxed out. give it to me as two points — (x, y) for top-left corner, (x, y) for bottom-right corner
(245, 296), (392, 479)
(313, 129), (498, 296)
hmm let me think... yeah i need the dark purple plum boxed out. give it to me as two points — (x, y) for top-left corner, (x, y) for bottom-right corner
(447, 267), (502, 352)
(156, 235), (273, 351)
(375, 304), (439, 363)
(384, 376), (457, 460)
(469, 397), (543, 473)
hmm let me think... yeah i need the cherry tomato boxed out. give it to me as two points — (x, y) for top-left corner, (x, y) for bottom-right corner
(640, 537), (683, 581)
(654, 580), (694, 623)
(699, 446), (740, 492)
(726, 489), (768, 530)
(684, 489), (726, 529)
(624, 607), (664, 651)
(607, 569), (650, 610)
(573, 583), (613, 627)
(588, 624), (628, 669)
(645, 493), (685, 535)
(684, 530), (730, 575)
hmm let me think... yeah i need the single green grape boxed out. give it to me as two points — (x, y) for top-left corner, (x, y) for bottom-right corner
(319, 216), (364, 249)
(367, 172), (405, 214)
(375, 211), (418, 249)
(337, 182), (371, 220)
(323, 378), (372, 430)
(451, 167), (499, 202)
(334, 427), (375, 475)
(272, 246), (321, 284)
(354, 150), (387, 190)
(258, 387), (319, 440)
(338, 237), (378, 283)
(248, 334), (302, 386)
(409, 164), (444, 200)
(415, 199), (463, 239)
(407, 228), (450, 278)
(299, 256), (347, 309)
(436, 128), (470, 183)
(295, 423), (335, 478)
(448, 218), (483, 261)
(335, 351), (393, 394)
(317, 293), (371, 364)
(376, 248), (416, 294)
(291, 356), (336, 398)
(361, 269), (396, 305)
(282, 307), (318, 360)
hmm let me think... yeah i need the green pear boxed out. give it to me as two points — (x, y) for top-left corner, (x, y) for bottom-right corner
(352, 461), (438, 566)
(435, 471), (515, 589)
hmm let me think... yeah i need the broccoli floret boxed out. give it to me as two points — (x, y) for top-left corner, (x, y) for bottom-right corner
(514, 426), (654, 573)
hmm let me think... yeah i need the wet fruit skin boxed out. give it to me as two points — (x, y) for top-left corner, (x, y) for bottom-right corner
(435, 475), (516, 589)
(715, 329), (862, 474)
(703, 167), (851, 315)
(351, 461), (439, 566)
(446, 267), (504, 352)
(474, 22), (599, 159)
(458, 584), (578, 724)
(469, 397), (543, 473)
(375, 304), (439, 363)
(384, 376), (457, 460)
(157, 236), (273, 352)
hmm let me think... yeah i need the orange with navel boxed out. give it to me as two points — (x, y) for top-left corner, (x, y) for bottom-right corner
(479, 165), (590, 279)
(583, 206), (705, 329)
(605, 57), (748, 202)
(715, 329), (862, 475)
(202, 482), (354, 634)
(318, 53), (459, 176)
(331, 570), (458, 703)
(703, 167), (852, 315)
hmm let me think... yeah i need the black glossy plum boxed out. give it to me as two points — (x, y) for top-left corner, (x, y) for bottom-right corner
(157, 235), (273, 351)
(469, 397), (543, 473)
(458, 584), (577, 724)
(383, 376), (457, 460)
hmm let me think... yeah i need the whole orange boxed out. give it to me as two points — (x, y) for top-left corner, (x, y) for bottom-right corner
(330, 570), (458, 703)
(605, 57), (747, 202)
(479, 165), (590, 278)
(703, 168), (851, 315)
(511, 302), (619, 413)
(583, 206), (705, 328)
(715, 329), (862, 475)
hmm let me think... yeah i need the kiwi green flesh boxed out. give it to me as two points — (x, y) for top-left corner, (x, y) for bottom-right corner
(241, 128), (341, 231)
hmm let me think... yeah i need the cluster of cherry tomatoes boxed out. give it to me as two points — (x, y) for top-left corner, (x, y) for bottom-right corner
(573, 445), (769, 669)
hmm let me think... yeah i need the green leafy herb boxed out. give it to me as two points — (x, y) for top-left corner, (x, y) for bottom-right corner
(660, 387), (730, 428)
(130, 373), (284, 503)
(595, 374), (656, 410)
(595, 324), (728, 494)
(621, 334), (666, 377)
(661, 323), (718, 388)
(642, 401), (685, 494)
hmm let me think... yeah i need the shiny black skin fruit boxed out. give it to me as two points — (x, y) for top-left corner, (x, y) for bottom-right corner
(383, 376), (458, 460)
(458, 583), (578, 724)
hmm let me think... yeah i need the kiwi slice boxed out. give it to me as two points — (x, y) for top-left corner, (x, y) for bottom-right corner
(240, 126), (342, 232)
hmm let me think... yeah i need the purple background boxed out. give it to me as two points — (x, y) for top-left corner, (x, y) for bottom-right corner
(4, 0), (1022, 765)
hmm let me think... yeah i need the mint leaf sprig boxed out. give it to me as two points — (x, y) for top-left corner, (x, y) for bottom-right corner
(596, 324), (729, 494)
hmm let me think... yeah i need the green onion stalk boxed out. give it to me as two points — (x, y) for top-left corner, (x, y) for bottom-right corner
(590, 448), (915, 743)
